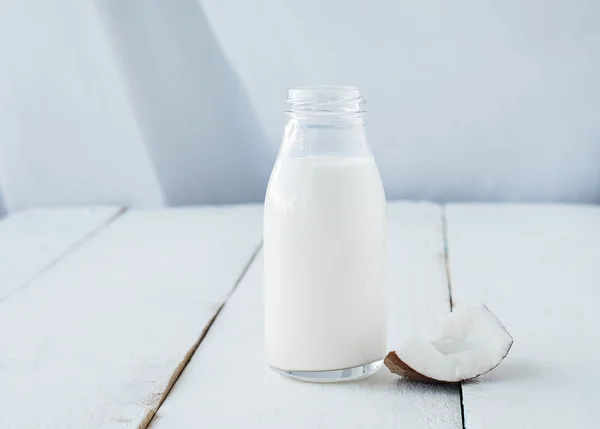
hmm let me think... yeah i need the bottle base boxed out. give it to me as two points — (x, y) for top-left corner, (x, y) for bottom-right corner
(270, 358), (384, 383)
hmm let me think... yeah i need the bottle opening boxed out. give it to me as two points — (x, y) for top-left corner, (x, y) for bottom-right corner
(286, 86), (366, 115)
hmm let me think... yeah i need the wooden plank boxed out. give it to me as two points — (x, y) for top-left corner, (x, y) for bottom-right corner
(0, 207), (122, 302)
(151, 202), (462, 428)
(0, 205), (263, 429)
(446, 204), (600, 429)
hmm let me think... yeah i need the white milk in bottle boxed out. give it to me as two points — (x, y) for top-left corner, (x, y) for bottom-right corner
(264, 86), (387, 382)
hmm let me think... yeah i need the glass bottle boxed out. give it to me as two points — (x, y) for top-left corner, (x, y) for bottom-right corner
(264, 86), (387, 382)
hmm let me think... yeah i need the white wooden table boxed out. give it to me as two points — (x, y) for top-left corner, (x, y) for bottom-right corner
(0, 202), (598, 428)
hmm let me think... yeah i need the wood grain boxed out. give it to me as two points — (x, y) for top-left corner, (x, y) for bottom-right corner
(446, 204), (600, 429)
(151, 202), (462, 429)
(0, 207), (122, 302)
(0, 205), (263, 429)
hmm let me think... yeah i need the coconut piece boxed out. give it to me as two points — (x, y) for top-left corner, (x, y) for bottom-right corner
(385, 304), (513, 383)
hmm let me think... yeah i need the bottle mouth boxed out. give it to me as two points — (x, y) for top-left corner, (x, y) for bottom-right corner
(286, 86), (366, 115)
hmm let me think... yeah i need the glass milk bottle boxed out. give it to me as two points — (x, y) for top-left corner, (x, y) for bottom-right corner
(264, 86), (387, 382)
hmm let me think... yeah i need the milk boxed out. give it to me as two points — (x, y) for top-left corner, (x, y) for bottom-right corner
(264, 155), (387, 372)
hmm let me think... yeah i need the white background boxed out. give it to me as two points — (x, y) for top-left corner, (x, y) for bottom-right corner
(0, 0), (599, 213)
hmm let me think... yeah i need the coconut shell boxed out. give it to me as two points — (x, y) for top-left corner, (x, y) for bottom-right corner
(384, 351), (455, 384)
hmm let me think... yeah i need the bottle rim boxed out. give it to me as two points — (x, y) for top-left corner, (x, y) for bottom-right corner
(286, 86), (366, 115)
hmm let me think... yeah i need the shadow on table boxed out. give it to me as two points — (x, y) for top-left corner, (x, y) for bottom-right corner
(340, 368), (460, 396)
(466, 359), (544, 385)
(338, 359), (541, 391)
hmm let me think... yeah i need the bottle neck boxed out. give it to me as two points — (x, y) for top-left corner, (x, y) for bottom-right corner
(281, 86), (371, 158)
(281, 114), (370, 158)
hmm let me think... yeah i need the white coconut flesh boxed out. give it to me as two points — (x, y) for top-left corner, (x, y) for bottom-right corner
(385, 305), (513, 383)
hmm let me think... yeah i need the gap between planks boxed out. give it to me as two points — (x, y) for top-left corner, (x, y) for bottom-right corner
(141, 242), (264, 429)
(441, 205), (466, 429)
(0, 207), (126, 305)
